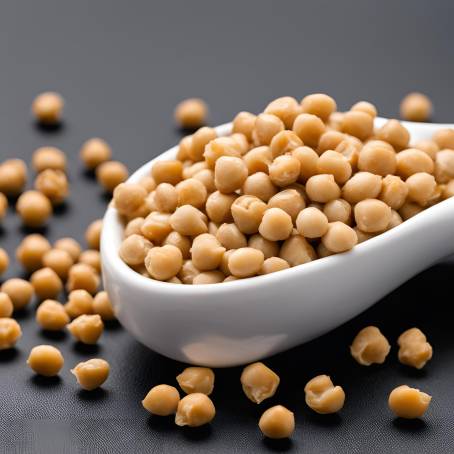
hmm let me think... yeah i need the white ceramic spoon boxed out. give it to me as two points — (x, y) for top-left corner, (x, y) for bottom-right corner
(101, 118), (454, 367)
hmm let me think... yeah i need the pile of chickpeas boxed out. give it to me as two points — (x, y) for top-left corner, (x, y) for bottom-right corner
(116, 93), (454, 285)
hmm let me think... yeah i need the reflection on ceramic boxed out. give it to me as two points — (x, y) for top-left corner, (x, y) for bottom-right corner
(101, 118), (454, 367)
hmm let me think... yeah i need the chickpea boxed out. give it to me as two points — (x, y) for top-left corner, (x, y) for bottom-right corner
(0, 248), (8, 277)
(0, 159), (27, 195)
(170, 205), (207, 236)
(240, 362), (280, 404)
(66, 263), (100, 294)
(376, 119), (410, 150)
(292, 146), (319, 181)
(65, 289), (94, 318)
(124, 217), (145, 237)
(321, 222), (357, 253)
(268, 155), (301, 187)
(435, 149), (454, 183)
(350, 326), (391, 365)
(0, 292), (13, 317)
(192, 271), (225, 285)
(78, 250), (101, 274)
(32, 146), (67, 173)
(399, 201), (424, 221)
(242, 172), (277, 202)
(397, 328), (433, 369)
(176, 178), (207, 208)
(32, 92), (63, 124)
(34, 169), (68, 204)
(71, 358), (110, 390)
(85, 219), (103, 250)
(388, 385), (431, 419)
(433, 128), (454, 150)
(259, 405), (295, 439)
(231, 195), (267, 234)
(354, 199), (392, 233)
(358, 140), (397, 176)
(301, 93), (336, 122)
(119, 234), (153, 266)
(36, 299), (70, 331)
(190, 234), (225, 271)
(30, 267), (63, 300)
(15, 234), (51, 272)
(396, 148), (434, 179)
(223, 276), (239, 282)
(113, 183), (147, 217)
(141, 211), (173, 242)
(269, 131), (303, 158)
(163, 231), (191, 260)
(306, 174), (341, 203)
(176, 135), (193, 161)
(54, 237), (82, 262)
(248, 234), (279, 259)
(80, 138), (112, 169)
(227, 247), (264, 278)
(340, 111), (374, 141)
(145, 245), (183, 280)
(405, 172), (436, 206)
(67, 314), (104, 344)
(335, 136), (361, 168)
(318, 130), (345, 153)
(413, 139), (439, 160)
(232, 111), (256, 141)
(296, 207), (329, 238)
(351, 101), (377, 118)
(175, 393), (216, 427)
(260, 257), (290, 275)
(139, 175), (157, 193)
(317, 150), (352, 184)
(177, 367), (215, 395)
(174, 98), (208, 129)
(0, 317), (22, 349)
(268, 189), (305, 223)
(216, 223), (247, 250)
(178, 260), (200, 285)
(253, 113), (285, 146)
(400, 92), (432, 122)
(205, 191), (236, 224)
(214, 156), (248, 193)
(92, 291), (115, 321)
(16, 190), (52, 227)
(280, 235), (316, 266)
(265, 96), (301, 128)
(259, 208), (293, 241)
(243, 146), (272, 174)
(0, 192), (7, 220)
(208, 222), (219, 235)
(96, 161), (129, 192)
(379, 175), (408, 210)
(442, 180), (454, 199)
(204, 137), (242, 168)
(293, 113), (325, 147)
(190, 127), (217, 162)
(304, 375), (345, 414)
(143, 384), (181, 416)
(323, 199), (352, 224)
(354, 228), (375, 244)
(1, 278), (34, 310)
(27, 345), (64, 376)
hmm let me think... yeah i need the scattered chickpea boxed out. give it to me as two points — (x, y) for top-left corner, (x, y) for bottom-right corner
(71, 358), (110, 390)
(240, 362), (280, 404)
(27, 344), (64, 377)
(1, 278), (34, 310)
(16, 190), (52, 227)
(92, 291), (115, 321)
(30, 267), (63, 300)
(0, 159), (27, 196)
(32, 147), (66, 173)
(66, 263), (99, 294)
(96, 161), (129, 192)
(304, 375), (345, 414)
(78, 249), (102, 274)
(34, 169), (68, 204)
(259, 405), (295, 439)
(32, 92), (64, 124)
(0, 248), (9, 276)
(388, 385), (431, 419)
(142, 384), (180, 416)
(0, 192), (7, 220)
(0, 292), (14, 317)
(36, 299), (70, 331)
(65, 289), (93, 318)
(350, 326), (391, 365)
(175, 393), (216, 427)
(397, 328), (433, 369)
(67, 314), (104, 344)
(80, 138), (112, 169)
(175, 98), (208, 129)
(400, 92), (432, 122)
(0, 317), (22, 349)
(176, 367), (215, 395)
(54, 237), (82, 262)
(85, 219), (103, 250)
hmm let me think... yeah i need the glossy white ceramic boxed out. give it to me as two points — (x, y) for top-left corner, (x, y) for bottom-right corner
(101, 118), (454, 367)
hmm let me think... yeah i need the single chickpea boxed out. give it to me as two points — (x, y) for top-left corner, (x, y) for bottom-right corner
(379, 175), (408, 210)
(341, 111), (374, 141)
(27, 345), (64, 376)
(174, 98), (208, 129)
(269, 155), (301, 187)
(16, 234), (51, 272)
(399, 201), (424, 221)
(232, 132), (250, 155)
(265, 96), (301, 128)
(78, 250), (101, 274)
(396, 148), (434, 179)
(323, 199), (352, 224)
(305, 174), (341, 203)
(178, 260), (200, 284)
(354, 199), (392, 233)
(243, 146), (272, 174)
(253, 113), (285, 146)
(248, 234), (279, 259)
(96, 161), (129, 192)
(388, 385), (431, 419)
(351, 101), (378, 118)
(34, 169), (68, 204)
(205, 191), (237, 223)
(208, 222), (219, 235)
(80, 138), (112, 169)
(145, 245), (183, 280)
(342, 172), (382, 205)
(268, 189), (306, 223)
(350, 326), (391, 365)
(0, 159), (27, 196)
(142, 384), (181, 416)
(376, 119), (410, 150)
(124, 217), (145, 237)
(387, 210), (403, 230)
(397, 328), (433, 369)
(232, 111), (256, 141)
(119, 234), (153, 266)
(433, 128), (454, 150)
(139, 175), (157, 193)
(0, 248), (8, 277)
(293, 113), (326, 148)
(335, 136), (361, 168)
(176, 367), (215, 395)
(0, 292), (13, 317)
(317, 150), (352, 184)
(141, 212), (173, 242)
(242, 172), (277, 202)
(65, 289), (94, 318)
(301, 93), (336, 122)
(292, 146), (319, 181)
(296, 207), (329, 238)
(321, 222), (357, 253)
(442, 180), (454, 199)
(240, 362), (280, 404)
(304, 375), (345, 414)
(192, 271), (225, 285)
(400, 92), (432, 122)
(216, 223), (247, 250)
(54, 237), (82, 262)
(175, 393), (216, 427)
(435, 149), (454, 183)
(190, 127), (217, 161)
(176, 178), (207, 208)
(0, 192), (7, 220)
(67, 314), (104, 344)
(170, 205), (207, 236)
(161, 232), (190, 261)
(191, 234), (225, 271)
(71, 358), (110, 390)
(113, 183), (148, 216)
(85, 219), (103, 250)
(1, 278), (34, 310)
(259, 405), (295, 439)
(354, 228), (375, 244)
(358, 140), (397, 176)
(406, 172), (436, 206)
(258, 208), (293, 241)
(413, 139), (439, 160)
(231, 195), (267, 234)
(214, 156), (248, 193)
(0, 318), (22, 349)
(32, 147), (67, 173)
(204, 137), (242, 168)
(92, 291), (115, 321)
(317, 242), (334, 257)
(177, 135), (193, 161)
(36, 299), (70, 331)
(32, 92), (64, 124)
(269, 131), (303, 158)
(260, 257), (290, 275)
(16, 190), (52, 227)
(228, 247), (264, 278)
(279, 235), (316, 266)
(30, 267), (63, 300)
(318, 130), (345, 153)
(192, 168), (216, 193)
(66, 263), (99, 294)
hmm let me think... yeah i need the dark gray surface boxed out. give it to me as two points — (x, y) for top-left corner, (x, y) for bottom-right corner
(1, 1), (454, 453)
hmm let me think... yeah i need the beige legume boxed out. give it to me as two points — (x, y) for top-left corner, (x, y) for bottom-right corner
(269, 130), (303, 158)
(54, 237), (82, 261)
(306, 174), (341, 203)
(376, 119), (410, 150)
(268, 189), (306, 223)
(296, 207), (328, 238)
(243, 146), (272, 174)
(216, 223), (247, 250)
(113, 183), (147, 217)
(85, 220), (103, 250)
(145, 245), (183, 280)
(1, 278), (34, 310)
(67, 314), (104, 344)
(36, 299), (70, 331)
(242, 172), (277, 202)
(318, 131), (345, 153)
(30, 267), (63, 300)
(16, 234), (51, 272)
(72, 358), (110, 390)
(379, 175), (408, 210)
(80, 138), (112, 169)
(248, 234), (280, 259)
(142, 211), (173, 242)
(191, 234), (225, 271)
(406, 172), (436, 206)
(92, 291), (115, 321)
(65, 289), (93, 318)
(358, 140), (397, 176)
(400, 92), (432, 122)
(177, 367), (215, 395)
(119, 234), (153, 266)
(293, 113), (325, 147)
(0, 317), (22, 349)
(215, 156), (248, 193)
(292, 146), (319, 181)
(322, 222), (358, 253)
(350, 326), (391, 365)
(192, 271), (225, 285)
(259, 208), (293, 241)
(232, 111), (256, 141)
(317, 150), (352, 184)
(177, 260), (200, 284)
(16, 190), (52, 227)
(228, 247), (264, 278)
(354, 199), (392, 233)
(396, 148), (434, 179)
(32, 92), (64, 125)
(0, 159), (27, 196)
(66, 263), (99, 294)
(265, 96), (301, 128)
(323, 199), (352, 224)
(231, 195), (267, 234)
(341, 111), (373, 141)
(397, 327), (432, 369)
(259, 405), (295, 439)
(96, 161), (129, 192)
(260, 257), (290, 275)
(175, 393), (216, 427)
(143, 384), (180, 416)
(241, 362), (280, 404)
(27, 345), (64, 376)
(175, 98), (208, 129)
(301, 93), (336, 122)
(304, 375), (345, 414)
(279, 235), (316, 266)
(413, 140), (439, 160)
(33, 146), (66, 173)
(163, 231), (191, 260)
(388, 385), (431, 419)
(351, 101), (377, 118)
(0, 292), (13, 318)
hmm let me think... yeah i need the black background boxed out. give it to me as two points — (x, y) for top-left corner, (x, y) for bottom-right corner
(1, 1), (454, 453)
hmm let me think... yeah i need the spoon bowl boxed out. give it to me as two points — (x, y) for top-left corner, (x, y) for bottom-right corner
(101, 118), (454, 367)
